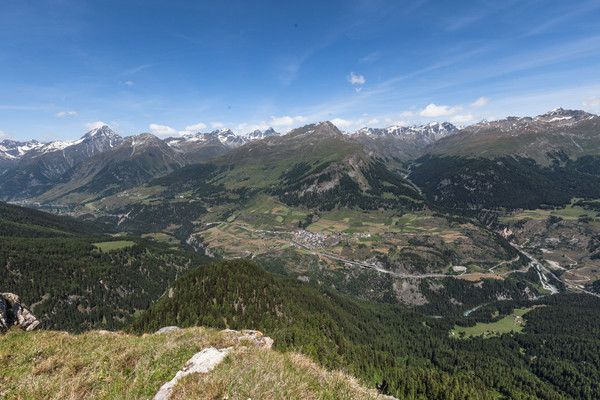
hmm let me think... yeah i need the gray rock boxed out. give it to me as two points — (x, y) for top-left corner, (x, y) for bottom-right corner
(154, 326), (181, 335)
(152, 329), (275, 399)
(0, 293), (40, 332)
(153, 346), (233, 400)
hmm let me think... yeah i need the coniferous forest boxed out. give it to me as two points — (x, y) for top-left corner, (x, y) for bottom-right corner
(129, 259), (600, 399)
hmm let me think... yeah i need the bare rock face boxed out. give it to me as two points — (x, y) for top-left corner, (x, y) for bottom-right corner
(0, 293), (40, 332)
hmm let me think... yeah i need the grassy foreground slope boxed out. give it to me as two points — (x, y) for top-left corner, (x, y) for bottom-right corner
(0, 327), (383, 400)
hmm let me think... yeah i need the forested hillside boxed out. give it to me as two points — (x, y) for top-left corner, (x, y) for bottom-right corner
(411, 155), (600, 211)
(129, 259), (600, 399)
(0, 201), (210, 331)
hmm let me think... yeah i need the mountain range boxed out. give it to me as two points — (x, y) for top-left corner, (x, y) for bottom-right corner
(3, 108), (600, 300)
(4, 108), (600, 398)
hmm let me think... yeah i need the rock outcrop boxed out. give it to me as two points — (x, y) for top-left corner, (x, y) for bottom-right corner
(152, 328), (273, 400)
(0, 293), (40, 332)
(154, 326), (182, 335)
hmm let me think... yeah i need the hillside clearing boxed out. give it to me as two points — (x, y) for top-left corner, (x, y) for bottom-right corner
(93, 241), (136, 252)
(450, 307), (532, 339)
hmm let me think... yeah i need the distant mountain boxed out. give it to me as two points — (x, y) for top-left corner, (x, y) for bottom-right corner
(242, 127), (278, 141)
(348, 122), (458, 160)
(411, 109), (600, 210)
(426, 108), (600, 165)
(203, 121), (423, 211)
(36, 133), (187, 203)
(166, 127), (280, 164)
(0, 139), (44, 172)
(353, 121), (457, 140)
(0, 126), (123, 200)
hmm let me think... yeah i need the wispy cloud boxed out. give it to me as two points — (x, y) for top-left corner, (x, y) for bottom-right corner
(56, 110), (78, 117)
(211, 122), (224, 129)
(124, 80), (134, 87)
(445, 1), (517, 32)
(525, 2), (600, 36)
(359, 52), (380, 64)
(419, 103), (462, 117)
(84, 121), (108, 130)
(0, 105), (39, 110)
(582, 96), (600, 111)
(383, 118), (411, 126)
(470, 97), (489, 107)
(236, 121), (270, 133)
(276, 56), (302, 86)
(446, 35), (600, 91)
(0, 130), (11, 139)
(348, 72), (365, 85)
(124, 64), (153, 75)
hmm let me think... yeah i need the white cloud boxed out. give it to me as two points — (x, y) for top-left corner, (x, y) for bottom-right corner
(450, 114), (475, 124)
(399, 111), (414, 118)
(367, 118), (379, 125)
(185, 122), (207, 132)
(470, 97), (489, 107)
(149, 123), (177, 136)
(331, 118), (366, 130)
(419, 103), (463, 117)
(347, 72), (365, 85)
(582, 96), (600, 110)
(0, 130), (9, 139)
(269, 115), (307, 127)
(211, 122), (224, 128)
(84, 121), (108, 129)
(270, 116), (294, 126)
(355, 87), (362, 93)
(56, 110), (78, 117)
(124, 80), (134, 87)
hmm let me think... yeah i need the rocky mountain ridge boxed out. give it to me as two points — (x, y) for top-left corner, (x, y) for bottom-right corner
(2, 108), (597, 203)
(352, 121), (457, 141)
(425, 108), (600, 165)
(461, 108), (597, 135)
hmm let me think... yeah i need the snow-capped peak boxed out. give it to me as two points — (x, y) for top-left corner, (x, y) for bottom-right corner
(352, 122), (457, 141)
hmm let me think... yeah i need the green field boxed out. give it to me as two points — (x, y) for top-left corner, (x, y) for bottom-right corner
(500, 199), (600, 224)
(142, 233), (179, 245)
(450, 308), (532, 339)
(93, 240), (136, 252)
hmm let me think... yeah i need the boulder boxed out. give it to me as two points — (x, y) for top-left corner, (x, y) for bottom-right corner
(0, 293), (40, 332)
(154, 326), (182, 335)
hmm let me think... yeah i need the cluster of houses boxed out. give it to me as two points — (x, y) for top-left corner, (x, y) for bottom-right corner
(292, 229), (372, 248)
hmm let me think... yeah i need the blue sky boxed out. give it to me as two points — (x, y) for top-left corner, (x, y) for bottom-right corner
(1, 0), (600, 141)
